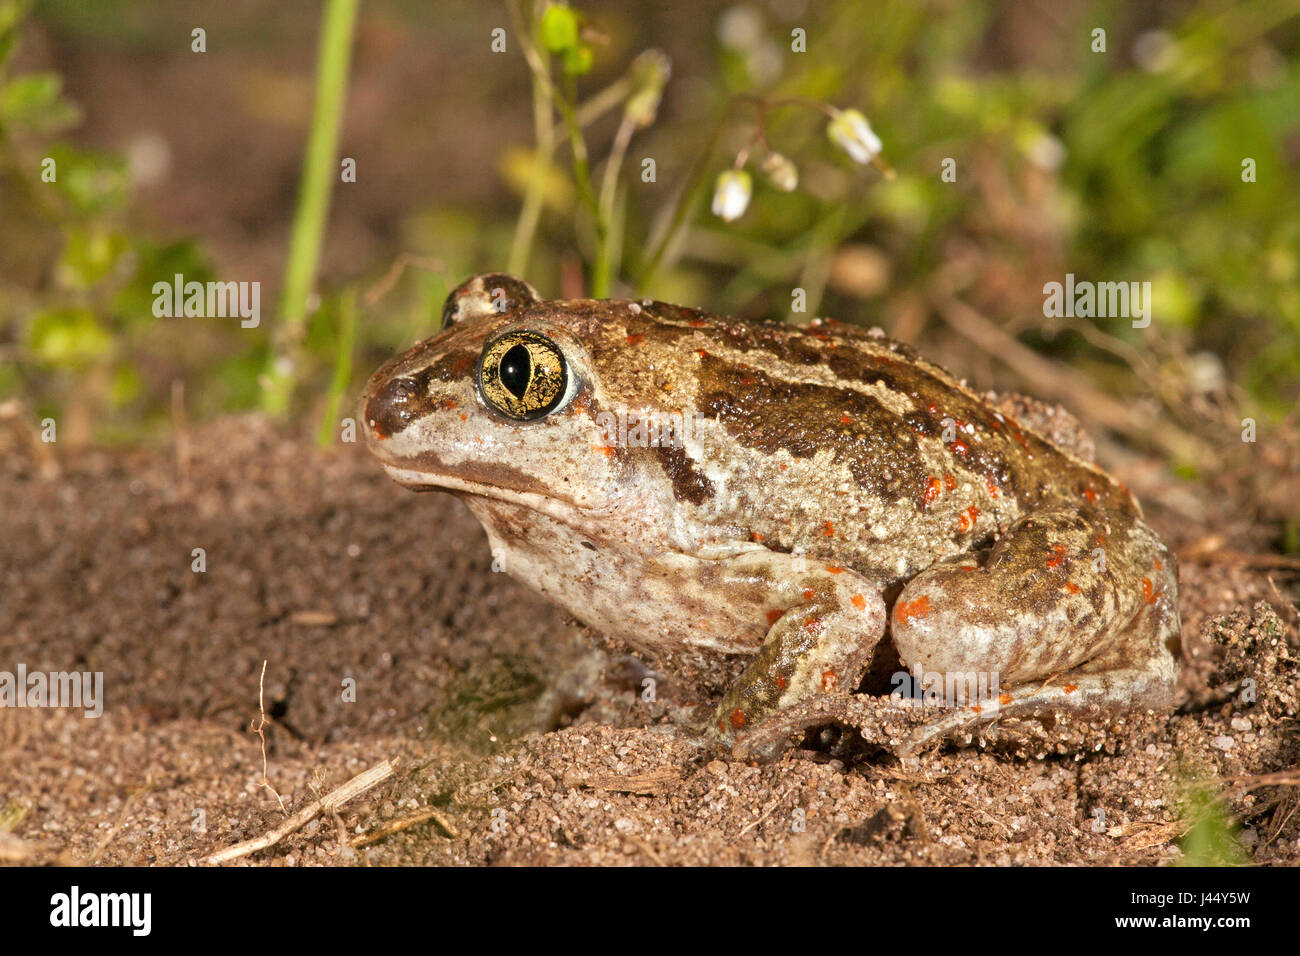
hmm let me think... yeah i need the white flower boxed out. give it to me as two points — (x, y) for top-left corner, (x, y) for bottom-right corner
(711, 169), (753, 222)
(828, 108), (883, 165)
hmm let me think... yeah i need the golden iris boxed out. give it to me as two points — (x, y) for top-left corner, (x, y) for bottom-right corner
(476, 330), (568, 421)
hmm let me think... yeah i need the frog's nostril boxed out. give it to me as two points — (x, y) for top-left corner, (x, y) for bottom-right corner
(365, 376), (421, 440)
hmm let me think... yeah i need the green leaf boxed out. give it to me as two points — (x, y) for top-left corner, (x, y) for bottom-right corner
(0, 0), (31, 67)
(55, 225), (128, 289)
(46, 145), (128, 214)
(0, 71), (78, 131)
(111, 238), (213, 324)
(24, 308), (113, 368)
(539, 4), (579, 53)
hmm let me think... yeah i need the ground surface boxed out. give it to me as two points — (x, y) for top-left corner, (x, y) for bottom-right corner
(1, 415), (1297, 866)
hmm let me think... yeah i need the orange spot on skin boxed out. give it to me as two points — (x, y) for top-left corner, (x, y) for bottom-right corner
(951, 439), (969, 459)
(460, 413), (468, 421)
(1064, 683), (1078, 694)
(780, 463), (788, 471)
(751, 531), (765, 543)
(1082, 486), (1097, 503)
(739, 376), (757, 387)
(923, 477), (942, 509)
(765, 609), (783, 626)
(1154, 558), (1163, 570)
(730, 708), (746, 729)
(445, 399), (458, 409)
(825, 565), (846, 574)
(1095, 533), (1107, 548)
(776, 676), (787, 690)
(926, 403), (940, 415)
(803, 616), (825, 636)
(894, 595), (932, 625)
(1065, 581), (1082, 594)
(957, 505), (979, 533)
(626, 333), (645, 345)
(985, 478), (999, 498)
(592, 444), (614, 457)
(689, 318), (708, 328)
(801, 587), (816, 601)
(1142, 578), (1158, 605)
(998, 693), (1013, 705)
(822, 521), (835, 537)
(695, 349), (710, 358)
(1046, 544), (1067, 569)
(959, 564), (978, 572)
(821, 671), (838, 692)
(971, 704), (983, 714)
(840, 414), (852, 425)
(851, 593), (867, 611)
(943, 473), (956, 491)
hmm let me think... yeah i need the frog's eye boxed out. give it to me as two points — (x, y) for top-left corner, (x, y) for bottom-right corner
(476, 330), (569, 422)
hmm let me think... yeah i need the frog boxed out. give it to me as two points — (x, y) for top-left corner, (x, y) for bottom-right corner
(361, 273), (1181, 761)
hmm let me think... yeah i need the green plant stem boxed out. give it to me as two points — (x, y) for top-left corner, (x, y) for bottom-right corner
(316, 290), (356, 447)
(262, 0), (359, 417)
(792, 203), (847, 322)
(556, 73), (607, 296)
(635, 106), (731, 296)
(594, 113), (635, 297)
(506, 0), (552, 277)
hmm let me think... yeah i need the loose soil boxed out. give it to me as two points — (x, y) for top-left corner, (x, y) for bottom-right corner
(2, 415), (1297, 866)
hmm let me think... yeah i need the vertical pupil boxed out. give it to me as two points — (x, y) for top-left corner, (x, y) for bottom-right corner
(499, 344), (532, 399)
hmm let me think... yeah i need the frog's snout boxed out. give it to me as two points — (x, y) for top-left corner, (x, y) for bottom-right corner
(362, 373), (421, 442)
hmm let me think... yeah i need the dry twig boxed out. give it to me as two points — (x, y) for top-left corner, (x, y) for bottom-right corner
(202, 758), (400, 865)
(349, 804), (460, 847)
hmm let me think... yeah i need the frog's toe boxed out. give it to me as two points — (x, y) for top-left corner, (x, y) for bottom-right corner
(725, 692), (860, 763)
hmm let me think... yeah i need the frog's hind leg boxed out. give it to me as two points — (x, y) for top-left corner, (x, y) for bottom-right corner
(896, 613), (1179, 757)
(707, 551), (888, 760)
(889, 505), (1180, 758)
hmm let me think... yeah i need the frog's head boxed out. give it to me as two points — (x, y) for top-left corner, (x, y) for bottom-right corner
(361, 273), (637, 523)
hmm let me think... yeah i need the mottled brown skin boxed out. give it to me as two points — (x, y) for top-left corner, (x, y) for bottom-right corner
(362, 274), (1181, 759)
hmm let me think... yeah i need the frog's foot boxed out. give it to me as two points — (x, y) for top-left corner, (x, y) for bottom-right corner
(709, 554), (887, 763)
(889, 505), (1180, 761)
(894, 644), (1178, 761)
(728, 692), (861, 763)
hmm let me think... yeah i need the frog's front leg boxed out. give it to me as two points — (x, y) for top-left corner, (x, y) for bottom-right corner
(708, 551), (887, 759)
(889, 505), (1180, 756)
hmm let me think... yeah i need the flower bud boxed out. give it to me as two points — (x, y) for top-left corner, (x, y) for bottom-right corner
(760, 151), (798, 192)
(827, 108), (883, 165)
(711, 169), (753, 222)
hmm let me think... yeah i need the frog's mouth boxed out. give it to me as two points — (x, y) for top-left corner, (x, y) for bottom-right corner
(377, 462), (612, 529)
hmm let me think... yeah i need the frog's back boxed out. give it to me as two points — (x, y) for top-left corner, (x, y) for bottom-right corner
(580, 299), (1136, 587)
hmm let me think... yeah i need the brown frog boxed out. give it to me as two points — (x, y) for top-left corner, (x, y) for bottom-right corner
(361, 274), (1181, 759)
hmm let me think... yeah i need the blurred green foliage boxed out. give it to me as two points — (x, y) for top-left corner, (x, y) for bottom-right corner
(1176, 777), (1249, 866)
(1, 0), (1297, 447)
